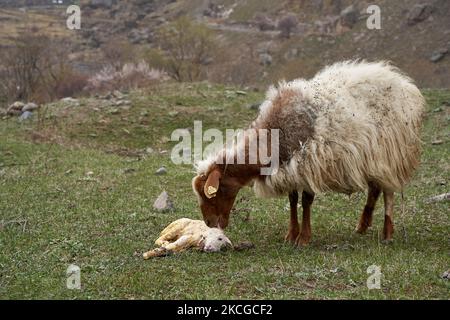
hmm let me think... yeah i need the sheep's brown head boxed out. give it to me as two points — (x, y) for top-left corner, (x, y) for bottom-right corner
(192, 165), (243, 229)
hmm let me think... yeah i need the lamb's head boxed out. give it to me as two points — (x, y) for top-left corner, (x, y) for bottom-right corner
(201, 227), (232, 252)
(192, 165), (242, 229)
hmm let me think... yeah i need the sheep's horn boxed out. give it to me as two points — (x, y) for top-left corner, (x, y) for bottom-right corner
(205, 186), (217, 198)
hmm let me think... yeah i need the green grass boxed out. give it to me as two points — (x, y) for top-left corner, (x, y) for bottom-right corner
(0, 83), (449, 299)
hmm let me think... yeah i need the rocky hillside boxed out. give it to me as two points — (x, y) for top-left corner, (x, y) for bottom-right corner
(1, 0), (449, 88)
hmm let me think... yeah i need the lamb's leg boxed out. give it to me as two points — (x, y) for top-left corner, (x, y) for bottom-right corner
(285, 191), (299, 244)
(382, 191), (395, 242)
(162, 235), (194, 252)
(154, 222), (184, 246)
(296, 191), (314, 247)
(356, 182), (381, 234)
(143, 235), (193, 259)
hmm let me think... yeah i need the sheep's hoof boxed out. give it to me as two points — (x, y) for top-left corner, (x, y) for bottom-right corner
(355, 225), (369, 234)
(284, 230), (299, 245)
(295, 234), (310, 248)
(381, 238), (394, 245)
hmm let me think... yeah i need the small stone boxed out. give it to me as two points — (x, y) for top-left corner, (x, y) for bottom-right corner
(18, 111), (33, 122)
(113, 90), (125, 99)
(431, 140), (444, 145)
(145, 147), (155, 154)
(155, 167), (167, 175)
(233, 241), (255, 251)
(153, 191), (174, 212)
(61, 97), (78, 103)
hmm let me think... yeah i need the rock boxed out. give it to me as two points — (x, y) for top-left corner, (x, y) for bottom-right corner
(7, 101), (25, 116)
(340, 5), (359, 28)
(233, 241), (255, 251)
(259, 53), (273, 66)
(407, 4), (434, 26)
(112, 90), (124, 99)
(89, 0), (114, 9)
(61, 97), (79, 105)
(153, 191), (174, 212)
(431, 140), (444, 145)
(430, 48), (448, 63)
(155, 167), (167, 175)
(426, 192), (450, 203)
(18, 111), (33, 122)
(145, 147), (155, 155)
(22, 102), (39, 112)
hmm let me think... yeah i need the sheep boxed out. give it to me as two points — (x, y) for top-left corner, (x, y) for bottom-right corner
(143, 218), (232, 259)
(192, 61), (425, 246)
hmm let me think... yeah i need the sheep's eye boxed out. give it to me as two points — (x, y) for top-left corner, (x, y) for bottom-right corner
(218, 237), (223, 241)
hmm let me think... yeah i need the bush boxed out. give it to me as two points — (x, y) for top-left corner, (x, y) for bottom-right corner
(277, 14), (298, 38)
(0, 31), (88, 105)
(86, 61), (168, 93)
(254, 13), (276, 31)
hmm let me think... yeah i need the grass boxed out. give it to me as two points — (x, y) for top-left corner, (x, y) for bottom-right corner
(0, 83), (449, 299)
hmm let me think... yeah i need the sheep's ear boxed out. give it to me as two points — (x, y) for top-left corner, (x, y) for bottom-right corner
(204, 169), (221, 199)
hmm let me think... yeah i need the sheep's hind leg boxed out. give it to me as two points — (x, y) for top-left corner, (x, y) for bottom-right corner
(295, 191), (314, 247)
(382, 191), (395, 242)
(285, 191), (299, 244)
(356, 182), (381, 234)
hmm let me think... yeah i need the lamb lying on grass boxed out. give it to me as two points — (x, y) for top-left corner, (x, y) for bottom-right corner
(143, 218), (233, 259)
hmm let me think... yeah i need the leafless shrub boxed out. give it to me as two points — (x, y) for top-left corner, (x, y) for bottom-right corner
(86, 61), (168, 93)
(277, 14), (298, 38)
(254, 13), (276, 31)
(0, 32), (87, 105)
(156, 17), (217, 82)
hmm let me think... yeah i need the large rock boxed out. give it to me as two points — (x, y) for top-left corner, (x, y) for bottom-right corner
(407, 4), (434, 26)
(153, 191), (174, 212)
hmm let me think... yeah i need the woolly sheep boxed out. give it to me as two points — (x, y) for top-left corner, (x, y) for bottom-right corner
(193, 61), (425, 246)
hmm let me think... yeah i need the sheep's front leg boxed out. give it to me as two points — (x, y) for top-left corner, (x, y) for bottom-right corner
(295, 191), (314, 247)
(382, 191), (395, 242)
(285, 191), (299, 244)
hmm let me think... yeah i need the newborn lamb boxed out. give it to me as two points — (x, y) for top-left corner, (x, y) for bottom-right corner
(143, 218), (232, 259)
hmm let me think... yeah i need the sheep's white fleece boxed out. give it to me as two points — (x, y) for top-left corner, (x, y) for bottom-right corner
(199, 61), (425, 197)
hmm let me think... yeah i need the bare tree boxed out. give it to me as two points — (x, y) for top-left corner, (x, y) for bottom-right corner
(156, 17), (217, 82)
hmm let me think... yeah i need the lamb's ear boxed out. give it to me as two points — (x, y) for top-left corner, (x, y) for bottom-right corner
(224, 238), (233, 249)
(204, 169), (221, 199)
